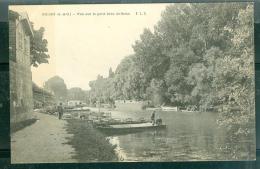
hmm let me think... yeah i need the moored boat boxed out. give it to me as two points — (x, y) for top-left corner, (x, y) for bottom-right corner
(161, 106), (178, 111)
(96, 122), (166, 135)
(145, 107), (162, 111)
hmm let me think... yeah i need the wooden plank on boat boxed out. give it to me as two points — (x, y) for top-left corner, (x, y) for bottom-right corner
(110, 122), (154, 128)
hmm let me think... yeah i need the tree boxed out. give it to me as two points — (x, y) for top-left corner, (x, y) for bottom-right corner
(113, 55), (136, 100)
(30, 26), (50, 67)
(44, 76), (67, 101)
(215, 5), (254, 137)
(88, 74), (115, 104)
(146, 79), (166, 106)
(108, 67), (114, 78)
(133, 28), (170, 83)
(67, 87), (87, 101)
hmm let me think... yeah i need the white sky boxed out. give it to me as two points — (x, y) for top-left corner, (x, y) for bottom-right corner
(10, 4), (169, 90)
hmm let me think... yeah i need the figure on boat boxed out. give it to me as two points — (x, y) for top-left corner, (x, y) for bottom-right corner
(151, 111), (156, 125)
(156, 116), (162, 125)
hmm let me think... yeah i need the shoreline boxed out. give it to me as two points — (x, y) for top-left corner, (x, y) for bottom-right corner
(107, 136), (128, 162)
(66, 119), (118, 162)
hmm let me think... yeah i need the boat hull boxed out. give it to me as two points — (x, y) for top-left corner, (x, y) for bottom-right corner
(96, 124), (167, 135)
(161, 106), (178, 111)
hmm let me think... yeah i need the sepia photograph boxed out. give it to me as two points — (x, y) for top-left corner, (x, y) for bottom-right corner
(9, 3), (255, 163)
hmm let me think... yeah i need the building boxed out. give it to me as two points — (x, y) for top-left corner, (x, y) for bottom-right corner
(32, 82), (56, 109)
(67, 100), (84, 107)
(9, 10), (34, 124)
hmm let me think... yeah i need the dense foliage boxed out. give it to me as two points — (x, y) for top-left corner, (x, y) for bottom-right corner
(30, 25), (50, 67)
(67, 87), (87, 101)
(86, 4), (255, 150)
(44, 76), (68, 101)
(88, 3), (254, 109)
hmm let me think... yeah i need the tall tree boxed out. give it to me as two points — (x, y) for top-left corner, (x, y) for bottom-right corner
(214, 5), (254, 134)
(44, 76), (67, 101)
(108, 67), (114, 78)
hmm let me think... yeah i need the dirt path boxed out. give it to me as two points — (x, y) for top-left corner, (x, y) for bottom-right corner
(11, 112), (77, 163)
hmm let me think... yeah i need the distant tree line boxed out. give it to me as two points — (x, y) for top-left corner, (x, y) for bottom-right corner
(43, 76), (88, 103)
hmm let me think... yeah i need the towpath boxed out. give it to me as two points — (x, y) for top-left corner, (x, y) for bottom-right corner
(11, 112), (76, 163)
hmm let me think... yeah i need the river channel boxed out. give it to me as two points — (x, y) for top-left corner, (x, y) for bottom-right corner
(105, 109), (255, 161)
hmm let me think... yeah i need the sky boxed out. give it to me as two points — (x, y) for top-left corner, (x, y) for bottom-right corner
(10, 4), (169, 90)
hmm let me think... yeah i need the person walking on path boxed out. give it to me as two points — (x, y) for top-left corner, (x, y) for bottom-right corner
(57, 103), (64, 120)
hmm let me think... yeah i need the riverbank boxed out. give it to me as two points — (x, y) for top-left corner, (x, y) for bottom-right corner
(66, 119), (118, 162)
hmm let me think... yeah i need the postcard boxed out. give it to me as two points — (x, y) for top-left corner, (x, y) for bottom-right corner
(9, 3), (255, 163)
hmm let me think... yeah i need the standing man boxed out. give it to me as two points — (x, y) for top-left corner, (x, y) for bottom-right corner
(151, 111), (156, 125)
(57, 103), (63, 120)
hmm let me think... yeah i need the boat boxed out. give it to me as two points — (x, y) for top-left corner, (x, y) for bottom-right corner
(96, 122), (166, 135)
(161, 106), (178, 111)
(93, 117), (149, 126)
(145, 107), (162, 111)
(181, 109), (198, 113)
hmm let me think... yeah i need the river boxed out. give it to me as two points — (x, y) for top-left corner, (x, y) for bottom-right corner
(82, 106), (255, 161)
(106, 109), (255, 161)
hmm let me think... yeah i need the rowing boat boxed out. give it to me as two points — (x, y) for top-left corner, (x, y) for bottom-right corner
(96, 122), (166, 135)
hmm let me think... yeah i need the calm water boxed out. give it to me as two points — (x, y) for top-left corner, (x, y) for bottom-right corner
(104, 109), (255, 161)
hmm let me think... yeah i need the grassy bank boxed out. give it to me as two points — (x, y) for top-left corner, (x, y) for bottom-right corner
(66, 119), (118, 162)
(11, 118), (37, 133)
